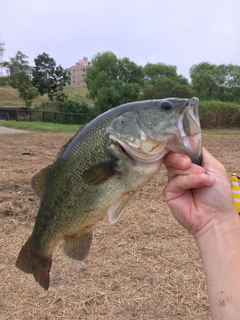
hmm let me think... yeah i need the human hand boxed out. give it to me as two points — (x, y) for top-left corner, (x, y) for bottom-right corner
(163, 148), (238, 239)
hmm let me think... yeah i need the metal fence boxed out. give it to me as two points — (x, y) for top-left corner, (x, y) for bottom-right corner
(0, 108), (99, 125)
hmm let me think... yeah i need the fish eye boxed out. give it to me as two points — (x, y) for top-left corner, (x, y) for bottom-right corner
(161, 102), (173, 110)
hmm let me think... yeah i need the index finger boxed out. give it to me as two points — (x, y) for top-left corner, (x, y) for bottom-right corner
(164, 152), (192, 170)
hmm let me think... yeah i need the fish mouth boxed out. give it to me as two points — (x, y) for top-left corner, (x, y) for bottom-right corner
(115, 141), (137, 163)
(113, 134), (170, 164)
(175, 98), (202, 165)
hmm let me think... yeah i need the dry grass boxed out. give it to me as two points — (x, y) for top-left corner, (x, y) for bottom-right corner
(1, 132), (240, 320)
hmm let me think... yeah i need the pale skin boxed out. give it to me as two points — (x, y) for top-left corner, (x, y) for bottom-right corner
(163, 148), (240, 320)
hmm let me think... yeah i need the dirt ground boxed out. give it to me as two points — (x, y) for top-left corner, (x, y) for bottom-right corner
(0, 129), (240, 320)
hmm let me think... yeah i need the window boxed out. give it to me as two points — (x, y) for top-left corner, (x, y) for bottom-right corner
(73, 81), (75, 84)
(73, 69), (75, 72)
(83, 68), (85, 72)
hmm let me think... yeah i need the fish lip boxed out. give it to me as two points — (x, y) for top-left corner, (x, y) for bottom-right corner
(176, 98), (202, 164)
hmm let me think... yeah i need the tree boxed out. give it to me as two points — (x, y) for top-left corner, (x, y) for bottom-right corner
(144, 63), (178, 83)
(141, 77), (195, 100)
(3, 51), (39, 107)
(85, 51), (145, 113)
(32, 53), (68, 105)
(0, 76), (9, 87)
(190, 62), (219, 100)
(190, 62), (240, 102)
(141, 62), (194, 100)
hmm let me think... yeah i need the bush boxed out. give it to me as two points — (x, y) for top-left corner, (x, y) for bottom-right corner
(57, 100), (98, 124)
(199, 100), (240, 128)
(34, 101), (59, 111)
(59, 100), (89, 113)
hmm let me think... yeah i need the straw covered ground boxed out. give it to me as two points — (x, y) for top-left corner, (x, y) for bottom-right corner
(0, 130), (239, 320)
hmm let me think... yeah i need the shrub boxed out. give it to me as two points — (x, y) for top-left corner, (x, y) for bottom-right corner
(199, 100), (240, 128)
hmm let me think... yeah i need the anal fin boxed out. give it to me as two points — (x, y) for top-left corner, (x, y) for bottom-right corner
(107, 192), (133, 224)
(62, 230), (93, 261)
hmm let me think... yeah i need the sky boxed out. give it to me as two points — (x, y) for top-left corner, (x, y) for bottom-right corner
(0, 0), (239, 79)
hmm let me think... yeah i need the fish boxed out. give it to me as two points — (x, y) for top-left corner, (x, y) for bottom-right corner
(16, 97), (202, 290)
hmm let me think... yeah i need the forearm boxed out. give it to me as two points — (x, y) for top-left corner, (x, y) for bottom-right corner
(195, 213), (240, 320)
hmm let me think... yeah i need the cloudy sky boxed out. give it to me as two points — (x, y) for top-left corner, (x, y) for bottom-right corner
(1, 0), (239, 78)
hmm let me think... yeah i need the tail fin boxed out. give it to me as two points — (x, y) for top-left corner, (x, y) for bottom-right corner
(16, 239), (52, 290)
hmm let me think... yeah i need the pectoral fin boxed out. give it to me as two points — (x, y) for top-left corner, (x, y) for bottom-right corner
(107, 192), (133, 224)
(31, 165), (52, 199)
(81, 159), (119, 186)
(62, 230), (93, 261)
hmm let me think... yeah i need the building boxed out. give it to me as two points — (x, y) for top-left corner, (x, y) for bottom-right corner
(70, 57), (91, 87)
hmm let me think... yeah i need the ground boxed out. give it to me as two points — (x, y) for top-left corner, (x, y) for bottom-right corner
(0, 128), (239, 320)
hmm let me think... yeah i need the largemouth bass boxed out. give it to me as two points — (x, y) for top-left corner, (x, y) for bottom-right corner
(16, 97), (202, 290)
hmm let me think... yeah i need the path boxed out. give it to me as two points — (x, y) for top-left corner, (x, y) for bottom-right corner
(0, 126), (29, 134)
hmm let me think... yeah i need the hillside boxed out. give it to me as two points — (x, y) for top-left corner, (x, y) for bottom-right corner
(0, 85), (91, 108)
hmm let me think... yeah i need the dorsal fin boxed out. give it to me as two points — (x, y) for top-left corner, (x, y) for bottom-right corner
(57, 125), (85, 159)
(31, 165), (52, 199)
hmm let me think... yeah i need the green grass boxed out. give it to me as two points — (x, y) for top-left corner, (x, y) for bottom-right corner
(0, 85), (91, 108)
(0, 121), (80, 133)
(202, 129), (240, 135)
(1, 120), (240, 135)
(64, 86), (92, 105)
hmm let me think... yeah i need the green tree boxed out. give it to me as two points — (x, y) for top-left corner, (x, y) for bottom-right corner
(0, 76), (9, 87)
(32, 52), (68, 105)
(141, 62), (193, 100)
(141, 77), (195, 100)
(85, 51), (145, 113)
(3, 51), (39, 107)
(190, 62), (219, 100)
(144, 63), (178, 83)
(214, 64), (240, 102)
(190, 62), (240, 102)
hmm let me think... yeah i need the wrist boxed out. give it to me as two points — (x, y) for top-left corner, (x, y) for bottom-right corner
(194, 212), (240, 255)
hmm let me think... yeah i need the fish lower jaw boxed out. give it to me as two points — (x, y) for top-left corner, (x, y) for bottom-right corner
(115, 140), (169, 164)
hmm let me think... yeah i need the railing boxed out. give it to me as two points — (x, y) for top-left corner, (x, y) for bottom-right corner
(0, 108), (99, 125)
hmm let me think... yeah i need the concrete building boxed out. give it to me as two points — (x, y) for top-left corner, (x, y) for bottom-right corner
(70, 57), (91, 87)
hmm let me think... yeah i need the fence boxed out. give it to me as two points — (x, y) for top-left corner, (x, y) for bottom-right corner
(0, 108), (99, 125)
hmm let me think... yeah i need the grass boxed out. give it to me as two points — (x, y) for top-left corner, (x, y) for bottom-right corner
(64, 86), (91, 104)
(202, 129), (240, 135)
(0, 120), (80, 133)
(0, 85), (91, 108)
(1, 120), (240, 135)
